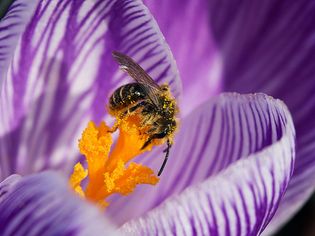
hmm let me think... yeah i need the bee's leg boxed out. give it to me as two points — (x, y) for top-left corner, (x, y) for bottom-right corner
(158, 139), (171, 176)
(141, 103), (156, 115)
(126, 101), (150, 117)
(140, 137), (153, 150)
(119, 105), (140, 120)
(141, 130), (170, 176)
(109, 102), (147, 133)
(141, 114), (154, 126)
(146, 126), (157, 134)
(128, 102), (143, 113)
(119, 110), (128, 119)
(141, 131), (166, 150)
(163, 139), (172, 153)
(108, 121), (120, 133)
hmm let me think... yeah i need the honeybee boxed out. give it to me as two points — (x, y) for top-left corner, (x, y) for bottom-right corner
(109, 51), (178, 176)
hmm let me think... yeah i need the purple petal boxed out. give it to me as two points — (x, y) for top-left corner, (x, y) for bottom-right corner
(0, 174), (20, 203)
(144, 0), (220, 115)
(120, 95), (295, 235)
(0, 0), (37, 88)
(0, 171), (118, 236)
(208, 0), (315, 232)
(0, 0), (180, 179)
(107, 93), (295, 229)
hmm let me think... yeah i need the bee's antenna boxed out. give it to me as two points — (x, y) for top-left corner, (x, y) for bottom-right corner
(158, 139), (171, 176)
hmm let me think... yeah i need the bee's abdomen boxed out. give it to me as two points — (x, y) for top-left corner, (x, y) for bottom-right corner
(109, 83), (147, 111)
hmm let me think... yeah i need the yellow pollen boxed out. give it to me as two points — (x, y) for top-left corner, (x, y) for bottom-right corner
(69, 117), (160, 207)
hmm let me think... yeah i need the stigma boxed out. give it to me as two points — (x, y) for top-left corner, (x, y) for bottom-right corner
(69, 117), (159, 207)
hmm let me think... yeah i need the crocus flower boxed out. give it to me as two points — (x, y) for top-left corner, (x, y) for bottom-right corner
(0, 0), (311, 236)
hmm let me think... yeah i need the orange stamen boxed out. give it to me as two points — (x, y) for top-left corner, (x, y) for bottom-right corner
(69, 117), (159, 207)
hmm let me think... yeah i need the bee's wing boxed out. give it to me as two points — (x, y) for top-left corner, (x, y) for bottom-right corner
(112, 51), (162, 107)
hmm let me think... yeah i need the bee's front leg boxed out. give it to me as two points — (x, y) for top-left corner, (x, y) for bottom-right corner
(108, 123), (119, 133)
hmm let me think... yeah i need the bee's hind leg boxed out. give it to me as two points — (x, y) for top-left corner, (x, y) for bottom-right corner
(158, 139), (171, 176)
(141, 131), (171, 176)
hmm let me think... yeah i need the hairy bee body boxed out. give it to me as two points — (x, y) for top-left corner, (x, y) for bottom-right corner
(109, 84), (177, 145)
(110, 51), (179, 176)
(109, 83), (147, 111)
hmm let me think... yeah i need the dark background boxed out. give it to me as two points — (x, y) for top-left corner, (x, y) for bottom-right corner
(275, 196), (315, 236)
(0, 0), (14, 19)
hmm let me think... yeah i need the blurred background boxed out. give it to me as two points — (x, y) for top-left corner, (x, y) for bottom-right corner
(276, 196), (315, 236)
(0, 0), (314, 235)
(0, 0), (13, 19)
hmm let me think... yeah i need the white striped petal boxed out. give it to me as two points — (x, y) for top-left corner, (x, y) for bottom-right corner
(0, 0), (38, 89)
(0, 172), (118, 236)
(207, 0), (315, 232)
(0, 0), (181, 179)
(0, 174), (20, 203)
(112, 93), (295, 235)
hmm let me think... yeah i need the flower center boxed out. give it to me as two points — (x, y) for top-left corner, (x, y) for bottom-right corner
(69, 115), (160, 207)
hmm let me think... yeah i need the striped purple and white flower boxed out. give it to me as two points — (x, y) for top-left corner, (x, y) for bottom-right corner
(0, 0), (313, 235)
